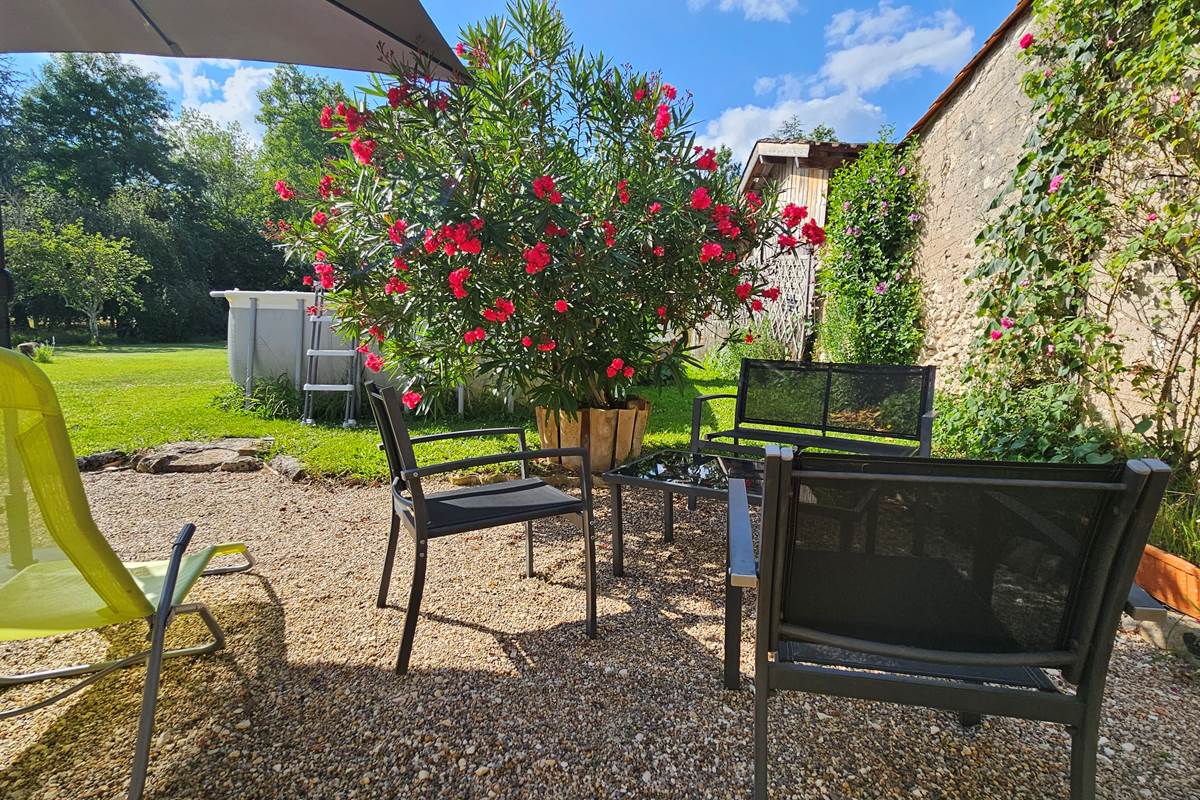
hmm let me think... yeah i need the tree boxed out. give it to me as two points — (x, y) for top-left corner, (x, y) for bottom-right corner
(278, 0), (819, 415)
(16, 54), (173, 202)
(0, 56), (19, 193)
(8, 220), (150, 343)
(774, 116), (838, 142)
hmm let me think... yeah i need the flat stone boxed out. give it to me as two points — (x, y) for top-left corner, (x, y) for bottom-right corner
(449, 473), (482, 486)
(269, 455), (306, 481)
(77, 450), (126, 471)
(164, 449), (242, 473)
(220, 456), (264, 473)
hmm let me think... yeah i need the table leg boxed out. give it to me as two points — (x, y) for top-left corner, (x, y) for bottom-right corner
(663, 490), (674, 543)
(724, 575), (742, 690)
(612, 483), (624, 577)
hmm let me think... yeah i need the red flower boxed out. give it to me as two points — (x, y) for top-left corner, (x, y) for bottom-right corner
(318, 174), (336, 199)
(401, 391), (422, 410)
(344, 105), (363, 133)
(554, 299), (570, 313)
(801, 218), (826, 246)
(691, 186), (712, 211)
(470, 217), (484, 231)
(761, 287), (781, 301)
(521, 336), (534, 347)
(781, 203), (808, 228)
(301, 275), (313, 286)
(319, 106), (333, 128)
(648, 202), (662, 214)
(606, 357), (625, 378)
(393, 256), (408, 271)
(357, 343), (370, 354)
(652, 104), (670, 139)
(735, 282), (753, 300)
(602, 220), (617, 248)
(1019, 33), (1034, 50)
(537, 339), (557, 352)
(455, 42), (467, 56)
(385, 276), (407, 295)
(744, 190), (763, 210)
(617, 179), (630, 205)
(335, 101), (347, 116)
(274, 180), (294, 201)
(523, 241), (551, 274)
(532, 175), (558, 202)
(662, 83), (677, 100)
(312, 211), (329, 227)
(463, 327), (487, 344)
(652, 245), (665, 257)
(633, 86), (646, 102)
(744, 334), (754, 344)
(448, 267), (472, 298)
(699, 241), (724, 263)
(751, 299), (764, 312)
(545, 221), (569, 237)
(622, 366), (634, 379)
(306, 305), (319, 316)
(694, 148), (718, 171)
(388, 219), (407, 244)
(350, 138), (376, 165)
(365, 353), (384, 372)
(656, 306), (667, 318)
(778, 234), (798, 249)
(387, 84), (410, 108)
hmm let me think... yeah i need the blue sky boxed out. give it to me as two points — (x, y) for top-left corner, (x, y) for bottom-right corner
(6, 0), (1016, 165)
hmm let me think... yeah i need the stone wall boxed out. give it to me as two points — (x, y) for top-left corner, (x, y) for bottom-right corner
(910, 20), (1035, 384)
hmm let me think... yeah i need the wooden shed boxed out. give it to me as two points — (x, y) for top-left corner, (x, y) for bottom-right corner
(703, 139), (865, 358)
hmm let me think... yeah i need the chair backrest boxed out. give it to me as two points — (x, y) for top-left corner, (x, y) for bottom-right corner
(736, 360), (935, 444)
(0, 347), (153, 619)
(364, 381), (426, 503)
(755, 448), (1169, 687)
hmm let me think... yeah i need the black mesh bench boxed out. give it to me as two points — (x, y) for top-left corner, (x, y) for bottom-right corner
(691, 359), (937, 458)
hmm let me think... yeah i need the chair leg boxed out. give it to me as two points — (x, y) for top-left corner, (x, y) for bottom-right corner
(754, 679), (769, 800)
(1069, 713), (1100, 800)
(581, 509), (597, 639)
(377, 511), (402, 608)
(525, 520), (534, 578)
(395, 537), (428, 674)
(957, 712), (982, 728)
(126, 611), (172, 800)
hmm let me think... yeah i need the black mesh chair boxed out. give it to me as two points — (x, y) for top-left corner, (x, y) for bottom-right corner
(692, 359), (936, 458)
(729, 446), (1170, 799)
(365, 382), (598, 674)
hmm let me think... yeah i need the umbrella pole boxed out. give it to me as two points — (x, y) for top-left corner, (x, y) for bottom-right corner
(1, 203), (11, 350)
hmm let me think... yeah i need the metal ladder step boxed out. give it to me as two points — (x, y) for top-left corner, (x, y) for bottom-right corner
(303, 383), (355, 392)
(307, 349), (356, 357)
(307, 315), (335, 323)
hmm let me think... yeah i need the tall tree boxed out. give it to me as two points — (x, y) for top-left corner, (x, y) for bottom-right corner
(256, 65), (344, 212)
(0, 56), (19, 193)
(16, 54), (172, 202)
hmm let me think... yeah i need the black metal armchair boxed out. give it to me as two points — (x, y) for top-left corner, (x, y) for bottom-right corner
(730, 446), (1170, 799)
(365, 382), (598, 674)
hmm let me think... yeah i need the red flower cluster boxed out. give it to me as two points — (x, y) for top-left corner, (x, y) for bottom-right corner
(662, 83), (677, 100)
(301, 275), (313, 286)
(691, 186), (712, 211)
(387, 83), (412, 108)
(384, 276), (407, 295)
(699, 241), (724, 263)
(750, 299), (764, 312)
(318, 174), (338, 200)
(524, 241), (551, 273)
(424, 222), (482, 256)
(735, 282), (753, 300)
(606, 357), (634, 379)
(712, 203), (740, 239)
(312, 210), (329, 227)
(648, 201), (662, 215)
(314, 259), (335, 290)
(448, 267), (472, 299)
(392, 256), (409, 271)
(532, 175), (562, 204)
(633, 86), (646, 102)
(601, 220), (617, 248)
(537, 339), (557, 352)
(319, 106), (333, 129)
(694, 148), (719, 171)
(761, 287), (781, 301)
(554, 299), (570, 313)
(781, 203), (808, 228)
(350, 138), (376, 165)
(652, 245), (665, 257)
(401, 391), (422, 410)
(545, 222), (569, 238)
(463, 327), (486, 344)
(483, 297), (515, 323)
(617, 180), (630, 205)
(744, 190), (763, 210)
(365, 353), (384, 372)
(778, 233), (798, 250)
(652, 104), (670, 140)
(274, 180), (294, 201)
(656, 306), (667, 318)
(388, 219), (408, 245)
(801, 218), (826, 246)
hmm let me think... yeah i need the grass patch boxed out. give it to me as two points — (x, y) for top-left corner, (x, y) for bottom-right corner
(38, 343), (739, 481)
(1151, 491), (1200, 566)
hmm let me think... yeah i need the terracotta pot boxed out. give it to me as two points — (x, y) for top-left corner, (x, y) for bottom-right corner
(1136, 544), (1200, 619)
(534, 398), (652, 473)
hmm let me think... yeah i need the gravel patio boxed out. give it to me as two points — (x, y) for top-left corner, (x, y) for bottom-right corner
(1, 468), (1198, 799)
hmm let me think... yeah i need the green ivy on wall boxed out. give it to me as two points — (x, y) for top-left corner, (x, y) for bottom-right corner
(816, 130), (925, 365)
(945, 0), (1200, 474)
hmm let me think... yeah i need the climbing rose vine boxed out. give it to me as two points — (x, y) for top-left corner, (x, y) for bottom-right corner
(276, 0), (812, 414)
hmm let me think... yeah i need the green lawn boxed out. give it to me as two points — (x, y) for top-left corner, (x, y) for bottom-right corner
(38, 344), (738, 480)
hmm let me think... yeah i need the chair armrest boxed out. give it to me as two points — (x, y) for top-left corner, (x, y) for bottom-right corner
(728, 478), (757, 588)
(918, 409), (936, 457)
(400, 447), (587, 479)
(410, 427), (527, 445)
(691, 393), (738, 450)
(155, 523), (197, 617)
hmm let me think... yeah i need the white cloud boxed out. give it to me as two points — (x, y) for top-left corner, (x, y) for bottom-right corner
(700, 93), (884, 164)
(704, 2), (974, 165)
(686, 0), (802, 23)
(121, 55), (272, 140)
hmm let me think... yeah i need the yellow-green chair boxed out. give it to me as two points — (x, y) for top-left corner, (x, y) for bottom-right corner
(0, 347), (253, 799)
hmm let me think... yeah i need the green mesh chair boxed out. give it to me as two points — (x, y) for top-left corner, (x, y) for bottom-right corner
(0, 347), (253, 799)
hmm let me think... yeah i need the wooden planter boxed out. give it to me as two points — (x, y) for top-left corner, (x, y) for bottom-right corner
(1136, 544), (1200, 620)
(534, 398), (652, 473)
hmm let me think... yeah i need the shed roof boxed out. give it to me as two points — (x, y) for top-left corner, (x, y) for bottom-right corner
(737, 139), (868, 195)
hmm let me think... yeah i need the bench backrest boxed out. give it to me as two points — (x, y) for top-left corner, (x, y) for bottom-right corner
(736, 360), (935, 444)
(755, 449), (1170, 687)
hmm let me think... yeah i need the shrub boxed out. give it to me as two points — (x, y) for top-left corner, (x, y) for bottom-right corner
(275, 0), (813, 416)
(31, 344), (55, 363)
(212, 375), (301, 420)
(705, 324), (789, 380)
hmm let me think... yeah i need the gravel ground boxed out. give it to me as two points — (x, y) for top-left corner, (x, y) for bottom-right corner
(1, 468), (1198, 799)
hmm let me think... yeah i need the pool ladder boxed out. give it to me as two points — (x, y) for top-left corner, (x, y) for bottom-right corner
(301, 289), (360, 427)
